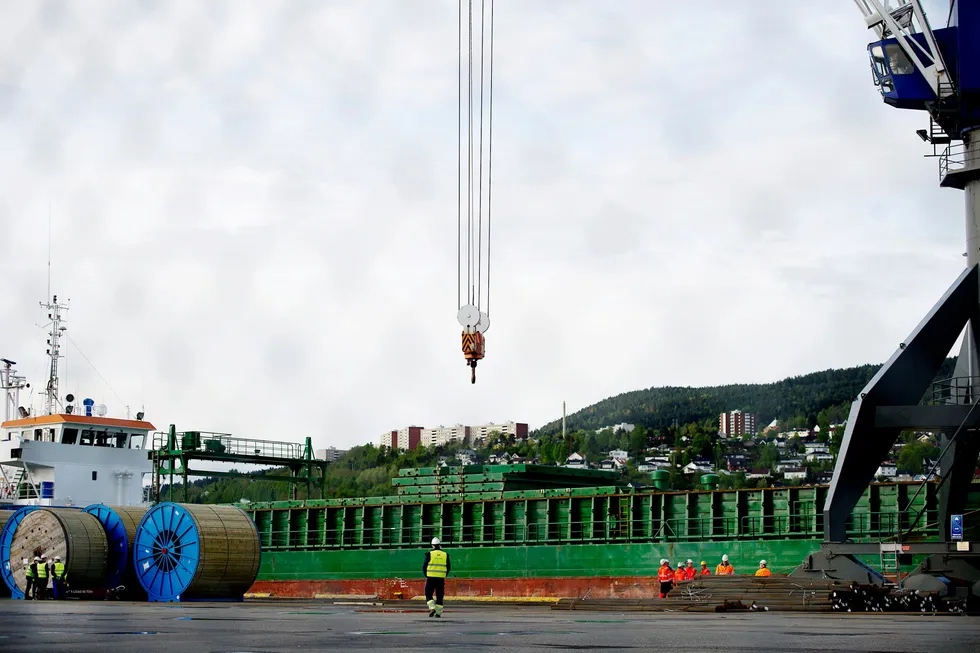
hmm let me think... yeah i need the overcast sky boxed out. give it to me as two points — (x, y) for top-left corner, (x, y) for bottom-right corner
(0, 1), (966, 451)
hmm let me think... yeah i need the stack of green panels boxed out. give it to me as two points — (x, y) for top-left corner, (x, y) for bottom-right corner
(391, 464), (627, 499)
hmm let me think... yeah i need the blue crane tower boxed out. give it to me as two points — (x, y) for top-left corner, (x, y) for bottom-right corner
(795, 1), (980, 591)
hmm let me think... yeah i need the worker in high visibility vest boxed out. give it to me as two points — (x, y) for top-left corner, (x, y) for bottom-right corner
(673, 562), (686, 583)
(423, 537), (450, 618)
(24, 558), (36, 600)
(52, 556), (66, 599)
(699, 561), (711, 576)
(755, 559), (772, 577)
(684, 559), (697, 580)
(715, 554), (734, 575)
(35, 555), (48, 599)
(656, 559), (673, 598)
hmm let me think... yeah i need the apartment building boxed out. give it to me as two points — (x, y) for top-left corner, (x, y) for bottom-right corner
(719, 409), (758, 437)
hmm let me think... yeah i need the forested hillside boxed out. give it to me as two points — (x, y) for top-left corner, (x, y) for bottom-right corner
(161, 357), (956, 503)
(533, 358), (958, 437)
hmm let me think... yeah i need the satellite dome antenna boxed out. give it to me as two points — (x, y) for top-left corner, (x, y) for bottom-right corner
(821, 1), (980, 559)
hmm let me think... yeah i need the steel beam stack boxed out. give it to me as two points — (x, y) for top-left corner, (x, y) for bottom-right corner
(391, 464), (626, 500)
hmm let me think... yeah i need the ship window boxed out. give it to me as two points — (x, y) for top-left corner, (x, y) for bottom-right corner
(114, 432), (128, 448)
(130, 433), (145, 450)
(91, 471), (98, 481)
(80, 429), (94, 446)
(885, 43), (914, 75)
(95, 431), (111, 447)
(870, 44), (887, 77)
(62, 428), (78, 445)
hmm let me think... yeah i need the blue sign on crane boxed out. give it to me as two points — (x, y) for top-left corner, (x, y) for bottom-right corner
(951, 514), (963, 541)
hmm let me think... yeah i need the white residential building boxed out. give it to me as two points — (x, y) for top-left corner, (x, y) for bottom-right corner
(784, 429), (811, 440)
(468, 421), (529, 441)
(607, 449), (629, 460)
(807, 452), (835, 463)
(316, 447), (348, 462)
(876, 462), (898, 478)
(421, 424), (471, 447)
(602, 423), (635, 434)
(783, 468), (807, 481)
(775, 459), (804, 473)
(565, 453), (586, 468)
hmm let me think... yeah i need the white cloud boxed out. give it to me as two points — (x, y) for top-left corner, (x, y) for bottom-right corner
(0, 1), (967, 450)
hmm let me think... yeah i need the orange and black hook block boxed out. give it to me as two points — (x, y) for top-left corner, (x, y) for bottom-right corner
(462, 330), (485, 384)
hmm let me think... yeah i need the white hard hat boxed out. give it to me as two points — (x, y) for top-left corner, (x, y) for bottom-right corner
(660, 558), (667, 565)
(54, 556), (61, 561)
(431, 537), (441, 546)
(33, 557), (40, 562)
(722, 554), (729, 562)
(686, 559), (693, 564)
(760, 559), (767, 566)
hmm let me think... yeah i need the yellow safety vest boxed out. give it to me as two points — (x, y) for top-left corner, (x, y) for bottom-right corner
(25, 566), (35, 579)
(54, 562), (65, 579)
(37, 564), (47, 579)
(426, 549), (448, 578)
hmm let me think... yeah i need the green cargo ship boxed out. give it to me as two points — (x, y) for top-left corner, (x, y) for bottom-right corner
(238, 464), (980, 600)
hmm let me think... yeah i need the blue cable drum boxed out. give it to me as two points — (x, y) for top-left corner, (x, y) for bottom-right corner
(0, 506), (37, 599)
(8, 507), (107, 597)
(83, 504), (148, 597)
(133, 503), (261, 602)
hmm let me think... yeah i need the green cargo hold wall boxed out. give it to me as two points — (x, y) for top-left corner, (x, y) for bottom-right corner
(242, 481), (972, 557)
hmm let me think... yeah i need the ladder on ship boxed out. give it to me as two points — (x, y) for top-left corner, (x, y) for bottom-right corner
(0, 464), (40, 501)
(879, 543), (901, 584)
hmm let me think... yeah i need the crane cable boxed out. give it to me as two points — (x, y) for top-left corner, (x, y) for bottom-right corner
(457, 0), (494, 383)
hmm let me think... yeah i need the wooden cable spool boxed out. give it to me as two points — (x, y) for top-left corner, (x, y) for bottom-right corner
(83, 504), (149, 592)
(133, 503), (260, 602)
(8, 508), (108, 593)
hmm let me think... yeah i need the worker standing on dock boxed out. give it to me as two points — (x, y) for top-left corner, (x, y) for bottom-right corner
(715, 554), (734, 575)
(52, 556), (66, 599)
(673, 562), (686, 583)
(35, 555), (48, 599)
(755, 560), (772, 577)
(657, 559), (673, 598)
(699, 561), (711, 576)
(24, 558), (36, 600)
(423, 537), (450, 618)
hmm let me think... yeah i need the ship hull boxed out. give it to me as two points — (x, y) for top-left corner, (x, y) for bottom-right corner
(246, 540), (832, 599)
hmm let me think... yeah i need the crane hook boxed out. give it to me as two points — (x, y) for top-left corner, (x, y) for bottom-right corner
(461, 328), (485, 385)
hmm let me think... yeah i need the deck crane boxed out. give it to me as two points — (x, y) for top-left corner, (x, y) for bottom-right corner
(794, 1), (980, 588)
(455, 0), (495, 384)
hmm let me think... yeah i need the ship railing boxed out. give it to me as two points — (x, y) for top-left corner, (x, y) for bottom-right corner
(151, 430), (304, 460)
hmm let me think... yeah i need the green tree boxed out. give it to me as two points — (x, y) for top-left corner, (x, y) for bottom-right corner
(628, 426), (648, 459)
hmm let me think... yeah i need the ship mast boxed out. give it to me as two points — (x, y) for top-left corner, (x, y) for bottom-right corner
(40, 294), (68, 416)
(0, 358), (28, 422)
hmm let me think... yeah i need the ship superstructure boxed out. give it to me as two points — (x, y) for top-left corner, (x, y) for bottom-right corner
(0, 295), (155, 506)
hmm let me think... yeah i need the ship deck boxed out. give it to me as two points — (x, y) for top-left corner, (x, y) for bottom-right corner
(0, 599), (976, 652)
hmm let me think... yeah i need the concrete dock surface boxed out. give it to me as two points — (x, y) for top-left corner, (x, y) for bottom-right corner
(0, 600), (977, 652)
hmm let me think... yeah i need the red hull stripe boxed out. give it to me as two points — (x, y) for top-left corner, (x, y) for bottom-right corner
(248, 576), (672, 600)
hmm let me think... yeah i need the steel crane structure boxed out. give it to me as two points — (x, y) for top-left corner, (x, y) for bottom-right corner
(795, 1), (980, 591)
(455, 0), (494, 384)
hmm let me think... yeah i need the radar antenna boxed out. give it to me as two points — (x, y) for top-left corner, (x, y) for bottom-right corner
(40, 294), (69, 416)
